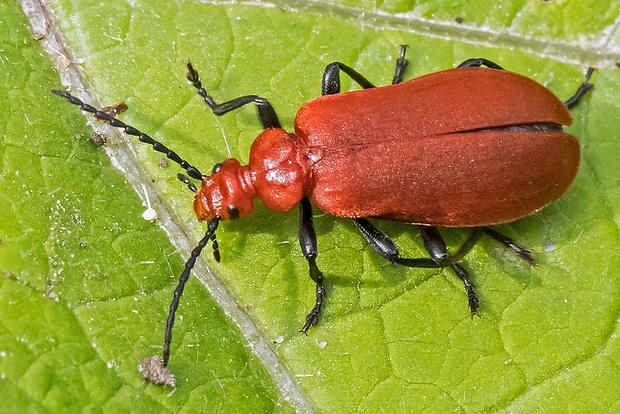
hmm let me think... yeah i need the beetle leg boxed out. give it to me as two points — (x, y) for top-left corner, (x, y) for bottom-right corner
(354, 218), (438, 267)
(355, 219), (483, 266)
(564, 67), (595, 109)
(449, 263), (481, 316)
(186, 62), (282, 129)
(483, 227), (536, 266)
(298, 197), (325, 333)
(355, 219), (482, 314)
(322, 63), (375, 95)
(323, 45), (411, 94)
(419, 226), (481, 315)
(457, 58), (504, 70)
(392, 45), (410, 85)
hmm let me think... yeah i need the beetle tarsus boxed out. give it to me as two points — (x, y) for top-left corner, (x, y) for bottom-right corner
(483, 227), (536, 266)
(451, 263), (481, 315)
(301, 280), (324, 333)
(392, 45), (410, 85)
(564, 67), (595, 109)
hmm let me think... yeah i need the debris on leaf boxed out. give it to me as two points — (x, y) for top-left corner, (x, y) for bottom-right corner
(90, 132), (106, 146)
(140, 355), (176, 387)
(96, 101), (128, 120)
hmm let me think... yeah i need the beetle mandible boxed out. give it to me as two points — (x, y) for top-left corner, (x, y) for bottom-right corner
(53, 45), (594, 379)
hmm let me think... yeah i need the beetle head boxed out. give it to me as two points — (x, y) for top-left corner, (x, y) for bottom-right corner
(193, 159), (255, 221)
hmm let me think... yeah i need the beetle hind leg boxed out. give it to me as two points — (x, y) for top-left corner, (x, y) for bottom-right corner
(564, 67), (595, 109)
(419, 226), (482, 315)
(483, 227), (536, 266)
(354, 219), (483, 315)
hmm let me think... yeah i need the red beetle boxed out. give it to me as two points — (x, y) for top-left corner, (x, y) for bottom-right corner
(53, 46), (593, 381)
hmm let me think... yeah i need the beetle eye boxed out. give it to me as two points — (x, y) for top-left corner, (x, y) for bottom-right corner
(212, 163), (222, 174)
(227, 205), (240, 219)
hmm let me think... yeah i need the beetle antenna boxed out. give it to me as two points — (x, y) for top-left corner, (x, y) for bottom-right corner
(51, 90), (204, 180)
(177, 173), (198, 193)
(162, 217), (220, 367)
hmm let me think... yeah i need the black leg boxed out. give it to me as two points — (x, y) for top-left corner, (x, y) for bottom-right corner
(564, 67), (595, 109)
(392, 45), (409, 85)
(322, 62), (375, 95)
(419, 226), (481, 314)
(354, 219), (483, 267)
(449, 263), (481, 316)
(354, 218), (438, 267)
(354, 219), (482, 314)
(51, 90), (204, 180)
(298, 197), (325, 333)
(322, 45), (410, 95)
(457, 58), (504, 69)
(483, 227), (536, 266)
(186, 62), (281, 129)
(455, 59), (594, 109)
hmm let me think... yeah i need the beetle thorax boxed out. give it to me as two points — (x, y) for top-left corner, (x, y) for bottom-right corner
(248, 128), (310, 213)
(193, 128), (310, 222)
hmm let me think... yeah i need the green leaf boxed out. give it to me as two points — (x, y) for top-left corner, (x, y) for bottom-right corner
(2, 0), (620, 412)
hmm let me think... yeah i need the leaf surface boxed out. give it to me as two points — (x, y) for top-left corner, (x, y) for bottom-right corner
(2, 0), (620, 412)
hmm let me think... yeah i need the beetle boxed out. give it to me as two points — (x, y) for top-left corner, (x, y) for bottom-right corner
(53, 46), (594, 381)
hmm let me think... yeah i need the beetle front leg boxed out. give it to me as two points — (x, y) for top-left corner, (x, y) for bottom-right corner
(298, 197), (325, 333)
(186, 62), (282, 129)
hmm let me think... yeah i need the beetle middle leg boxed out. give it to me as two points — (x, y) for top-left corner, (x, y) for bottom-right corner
(322, 45), (410, 95)
(299, 197), (325, 333)
(457, 58), (504, 70)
